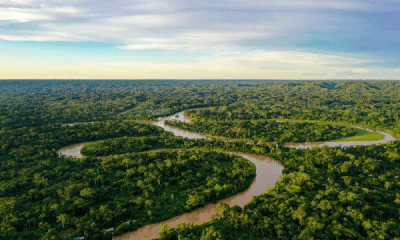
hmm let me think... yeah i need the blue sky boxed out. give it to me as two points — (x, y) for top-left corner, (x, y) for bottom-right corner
(0, 0), (399, 79)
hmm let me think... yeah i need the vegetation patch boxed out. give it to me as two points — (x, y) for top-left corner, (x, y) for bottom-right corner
(332, 128), (385, 142)
(165, 119), (357, 143)
(2, 80), (400, 240)
(156, 142), (400, 240)
(81, 136), (190, 157)
(0, 120), (167, 159)
(80, 135), (283, 157)
(0, 150), (255, 239)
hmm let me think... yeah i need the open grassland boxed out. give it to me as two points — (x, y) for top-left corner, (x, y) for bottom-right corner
(332, 128), (384, 141)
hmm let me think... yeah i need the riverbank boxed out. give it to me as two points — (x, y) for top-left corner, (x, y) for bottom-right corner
(57, 109), (397, 240)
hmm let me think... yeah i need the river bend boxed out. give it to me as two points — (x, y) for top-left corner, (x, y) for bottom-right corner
(57, 110), (396, 240)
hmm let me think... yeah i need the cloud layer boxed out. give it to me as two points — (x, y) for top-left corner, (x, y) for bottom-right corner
(0, 0), (399, 79)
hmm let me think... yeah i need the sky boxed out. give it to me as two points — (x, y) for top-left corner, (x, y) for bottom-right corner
(0, 0), (399, 79)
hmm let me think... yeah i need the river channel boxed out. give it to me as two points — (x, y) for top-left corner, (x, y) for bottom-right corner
(57, 110), (396, 240)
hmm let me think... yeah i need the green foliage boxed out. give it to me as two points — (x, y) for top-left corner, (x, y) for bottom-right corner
(0, 120), (165, 159)
(3, 80), (400, 135)
(174, 80), (400, 135)
(81, 136), (185, 156)
(80, 134), (279, 157)
(332, 128), (385, 141)
(165, 119), (356, 143)
(2, 80), (400, 240)
(200, 226), (224, 240)
(158, 142), (400, 239)
(0, 150), (255, 239)
(79, 134), (279, 158)
(0, 80), (237, 128)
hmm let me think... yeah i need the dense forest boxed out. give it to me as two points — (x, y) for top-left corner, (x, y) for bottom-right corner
(1, 80), (400, 240)
(0, 121), (167, 160)
(165, 118), (357, 143)
(1, 148), (255, 239)
(156, 142), (400, 239)
(0, 116), (257, 239)
(80, 135), (279, 157)
(1, 80), (400, 135)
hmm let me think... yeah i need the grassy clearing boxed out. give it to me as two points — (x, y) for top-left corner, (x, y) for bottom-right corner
(332, 128), (385, 142)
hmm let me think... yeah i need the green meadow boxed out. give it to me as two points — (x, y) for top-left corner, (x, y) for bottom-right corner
(332, 128), (385, 142)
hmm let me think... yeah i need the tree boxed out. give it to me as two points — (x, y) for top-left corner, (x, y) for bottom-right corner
(80, 188), (96, 199)
(157, 224), (175, 240)
(215, 203), (230, 219)
(57, 214), (68, 228)
(200, 226), (223, 240)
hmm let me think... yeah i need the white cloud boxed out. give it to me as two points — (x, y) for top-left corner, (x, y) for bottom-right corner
(106, 14), (178, 28)
(0, 31), (81, 41)
(0, 0), (373, 49)
(0, 7), (50, 22)
(2, 49), (398, 79)
(0, 0), (398, 80)
(0, 0), (84, 5)
(119, 31), (266, 50)
(0, 0), (35, 5)
(76, 50), (378, 79)
(231, 51), (370, 66)
(33, 12), (190, 43)
(254, 0), (369, 10)
(186, 0), (370, 11)
(131, 0), (176, 12)
(119, 43), (179, 50)
(0, 4), (81, 23)
(194, 51), (374, 78)
(41, 5), (81, 15)
(56, 51), (397, 79)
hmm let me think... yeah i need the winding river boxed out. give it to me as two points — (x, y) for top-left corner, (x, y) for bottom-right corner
(57, 111), (396, 240)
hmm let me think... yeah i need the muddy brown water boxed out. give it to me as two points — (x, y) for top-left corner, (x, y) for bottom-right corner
(115, 152), (282, 240)
(58, 142), (86, 158)
(56, 110), (396, 240)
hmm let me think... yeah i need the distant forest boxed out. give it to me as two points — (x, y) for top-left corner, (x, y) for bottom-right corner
(1, 80), (400, 134)
(1, 80), (399, 240)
